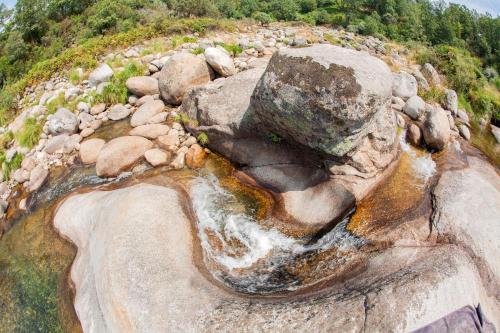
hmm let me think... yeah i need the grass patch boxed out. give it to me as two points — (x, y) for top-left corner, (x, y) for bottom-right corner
(171, 35), (198, 48)
(197, 132), (209, 145)
(46, 93), (66, 114)
(95, 61), (145, 105)
(420, 86), (445, 105)
(15, 117), (43, 150)
(215, 42), (243, 57)
(0, 151), (24, 181)
(68, 68), (83, 85)
(191, 47), (204, 55)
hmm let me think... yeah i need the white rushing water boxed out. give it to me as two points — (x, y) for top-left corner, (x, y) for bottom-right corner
(400, 132), (437, 181)
(190, 174), (363, 274)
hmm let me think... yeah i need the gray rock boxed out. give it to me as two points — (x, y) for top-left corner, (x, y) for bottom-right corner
(392, 71), (418, 100)
(158, 52), (214, 105)
(490, 125), (500, 144)
(458, 124), (471, 140)
(126, 76), (159, 97)
(412, 68), (430, 91)
(423, 107), (450, 150)
(457, 109), (470, 124)
(252, 44), (396, 158)
(45, 134), (77, 154)
(107, 104), (131, 121)
(130, 100), (165, 127)
(28, 166), (48, 192)
(88, 63), (114, 87)
(47, 108), (79, 135)
(204, 47), (236, 77)
(407, 123), (422, 146)
(90, 103), (106, 116)
(77, 102), (90, 113)
(96, 136), (153, 177)
(403, 95), (426, 120)
(444, 89), (458, 114)
(422, 63), (441, 86)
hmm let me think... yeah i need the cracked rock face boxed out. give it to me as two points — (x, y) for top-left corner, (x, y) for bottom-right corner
(251, 45), (396, 159)
(432, 156), (500, 295)
(54, 183), (500, 332)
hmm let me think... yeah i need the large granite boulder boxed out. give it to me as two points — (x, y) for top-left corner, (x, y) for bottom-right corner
(54, 184), (500, 332)
(95, 136), (153, 177)
(252, 45), (396, 159)
(181, 54), (396, 233)
(158, 52), (214, 105)
(432, 157), (500, 295)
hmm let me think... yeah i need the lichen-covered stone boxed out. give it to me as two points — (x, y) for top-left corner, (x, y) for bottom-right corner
(251, 45), (396, 158)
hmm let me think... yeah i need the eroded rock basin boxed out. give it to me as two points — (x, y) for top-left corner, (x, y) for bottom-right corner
(1, 136), (499, 332)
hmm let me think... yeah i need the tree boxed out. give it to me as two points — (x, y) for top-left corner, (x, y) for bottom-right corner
(14, 0), (49, 42)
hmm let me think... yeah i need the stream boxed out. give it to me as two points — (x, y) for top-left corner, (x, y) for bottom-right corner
(0, 121), (476, 331)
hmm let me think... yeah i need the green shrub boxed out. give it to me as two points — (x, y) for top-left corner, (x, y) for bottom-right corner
(95, 61), (145, 105)
(191, 47), (205, 55)
(1, 151), (24, 181)
(197, 132), (209, 145)
(68, 68), (83, 84)
(16, 117), (43, 149)
(220, 43), (243, 57)
(252, 12), (273, 26)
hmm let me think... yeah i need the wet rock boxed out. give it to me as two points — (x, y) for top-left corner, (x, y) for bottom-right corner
(407, 124), (422, 146)
(252, 45), (396, 158)
(144, 148), (170, 166)
(47, 108), (79, 135)
(96, 136), (153, 177)
(107, 104), (131, 121)
(54, 185), (500, 332)
(403, 95), (426, 120)
(28, 166), (48, 192)
(392, 71), (418, 100)
(88, 64), (113, 87)
(432, 157), (500, 293)
(156, 134), (180, 151)
(422, 63), (441, 86)
(170, 147), (187, 169)
(130, 100), (165, 127)
(185, 144), (207, 169)
(204, 47), (236, 77)
(423, 107), (450, 151)
(158, 52), (214, 105)
(444, 89), (458, 115)
(458, 124), (471, 140)
(126, 76), (159, 97)
(80, 138), (106, 165)
(129, 124), (170, 139)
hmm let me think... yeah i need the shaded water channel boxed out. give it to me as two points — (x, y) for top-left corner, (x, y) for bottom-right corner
(0, 123), (472, 331)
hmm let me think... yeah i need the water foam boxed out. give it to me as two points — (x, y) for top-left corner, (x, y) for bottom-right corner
(400, 132), (436, 181)
(190, 175), (364, 291)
